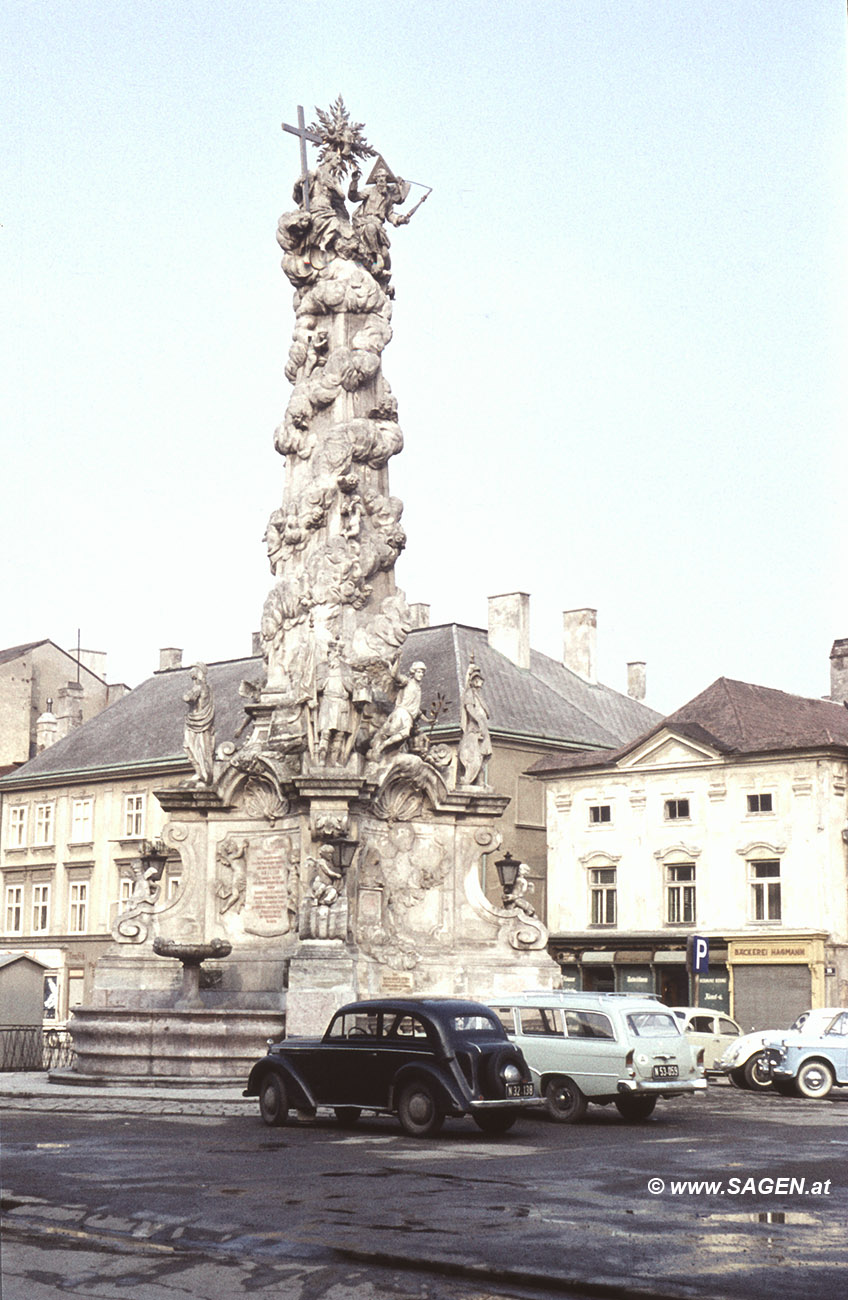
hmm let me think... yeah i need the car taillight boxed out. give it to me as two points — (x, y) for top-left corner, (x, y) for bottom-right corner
(696, 1048), (705, 1068)
(625, 1049), (635, 1077)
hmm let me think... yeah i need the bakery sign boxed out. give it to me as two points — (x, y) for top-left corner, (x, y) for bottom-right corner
(729, 939), (809, 964)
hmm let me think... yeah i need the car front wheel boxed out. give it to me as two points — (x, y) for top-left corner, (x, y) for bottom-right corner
(614, 1094), (657, 1122)
(473, 1107), (519, 1134)
(796, 1060), (835, 1100)
(743, 1052), (773, 1091)
(543, 1077), (587, 1123)
(397, 1080), (445, 1138)
(258, 1073), (289, 1127)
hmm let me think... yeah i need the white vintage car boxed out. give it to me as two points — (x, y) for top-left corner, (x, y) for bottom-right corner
(716, 1007), (845, 1091)
(670, 1007), (744, 1071)
(490, 991), (706, 1123)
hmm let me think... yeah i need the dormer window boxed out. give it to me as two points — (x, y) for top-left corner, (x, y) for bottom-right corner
(664, 799), (690, 821)
(589, 804), (611, 825)
(747, 793), (773, 814)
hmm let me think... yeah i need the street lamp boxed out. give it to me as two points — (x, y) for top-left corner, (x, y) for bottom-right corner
(335, 838), (359, 872)
(139, 838), (169, 881)
(494, 851), (521, 893)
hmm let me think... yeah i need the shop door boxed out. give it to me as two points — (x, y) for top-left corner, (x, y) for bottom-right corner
(732, 965), (811, 1033)
(655, 966), (688, 1006)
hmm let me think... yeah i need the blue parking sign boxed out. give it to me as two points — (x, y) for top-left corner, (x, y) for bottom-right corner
(687, 934), (709, 974)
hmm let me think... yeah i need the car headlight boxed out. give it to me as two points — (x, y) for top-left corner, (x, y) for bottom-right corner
(502, 1063), (521, 1084)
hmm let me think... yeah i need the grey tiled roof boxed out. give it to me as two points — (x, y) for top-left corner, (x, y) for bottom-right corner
(399, 624), (659, 749)
(529, 676), (848, 775)
(0, 657), (258, 783)
(0, 625), (659, 786)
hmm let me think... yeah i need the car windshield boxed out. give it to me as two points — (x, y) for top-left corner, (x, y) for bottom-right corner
(825, 1012), (848, 1037)
(626, 1011), (680, 1038)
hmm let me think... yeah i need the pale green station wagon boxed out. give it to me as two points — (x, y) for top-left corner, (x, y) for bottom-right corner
(490, 992), (707, 1122)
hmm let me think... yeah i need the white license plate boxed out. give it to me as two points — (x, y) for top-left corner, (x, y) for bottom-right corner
(506, 1083), (535, 1098)
(652, 1064), (679, 1080)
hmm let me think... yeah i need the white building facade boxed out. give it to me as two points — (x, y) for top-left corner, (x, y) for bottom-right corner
(534, 677), (848, 1031)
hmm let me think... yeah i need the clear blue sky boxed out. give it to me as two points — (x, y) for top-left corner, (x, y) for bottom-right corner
(2, 1), (845, 713)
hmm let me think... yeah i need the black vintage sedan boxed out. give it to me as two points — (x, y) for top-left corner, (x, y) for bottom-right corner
(244, 997), (537, 1137)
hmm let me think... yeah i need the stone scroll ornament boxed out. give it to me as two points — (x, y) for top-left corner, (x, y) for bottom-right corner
(221, 97), (432, 791)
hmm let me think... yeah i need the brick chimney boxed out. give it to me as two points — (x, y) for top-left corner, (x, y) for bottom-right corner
(563, 608), (597, 681)
(627, 661), (647, 701)
(157, 648), (183, 672)
(487, 592), (530, 669)
(831, 638), (848, 703)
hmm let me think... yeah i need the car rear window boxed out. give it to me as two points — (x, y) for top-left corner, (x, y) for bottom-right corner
(626, 1011), (680, 1038)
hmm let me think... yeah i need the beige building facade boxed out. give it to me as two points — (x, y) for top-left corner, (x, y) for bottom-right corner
(533, 675), (848, 1031)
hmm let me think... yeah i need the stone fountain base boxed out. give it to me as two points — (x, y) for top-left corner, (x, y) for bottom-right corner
(68, 1007), (285, 1082)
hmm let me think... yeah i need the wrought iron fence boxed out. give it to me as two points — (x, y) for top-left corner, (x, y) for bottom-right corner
(0, 1025), (76, 1072)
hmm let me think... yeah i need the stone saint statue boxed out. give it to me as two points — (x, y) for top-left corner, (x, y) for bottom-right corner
(183, 663), (216, 786)
(457, 660), (493, 786)
(315, 641), (356, 766)
(348, 164), (413, 286)
(369, 661), (426, 760)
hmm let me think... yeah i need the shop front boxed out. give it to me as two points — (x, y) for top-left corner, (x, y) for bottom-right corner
(727, 934), (826, 1033)
(552, 937), (730, 1011)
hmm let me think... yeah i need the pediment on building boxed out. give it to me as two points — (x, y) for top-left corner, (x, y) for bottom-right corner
(617, 729), (720, 771)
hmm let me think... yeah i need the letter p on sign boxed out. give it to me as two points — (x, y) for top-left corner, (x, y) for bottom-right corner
(687, 934), (710, 974)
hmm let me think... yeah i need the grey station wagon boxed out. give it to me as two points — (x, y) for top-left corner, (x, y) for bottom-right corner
(490, 992), (706, 1122)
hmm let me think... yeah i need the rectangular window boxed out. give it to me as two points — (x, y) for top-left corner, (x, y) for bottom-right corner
(124, 794), (145, 839)
(590, 868), (617, 925)
(34, 803), (55, 846)
(32, 883), (51, 933)
(747, 793), (773, 814)
(5, 884), (23, 934)
(750, 860), (781, 922)
(69, 881), (88, 933)
(71, 798), (93, 842)
(8, 805), (27, 848)
(664, 798), (690, 820)
(667, 863), (696, 924)
(589, 804), (611, 825)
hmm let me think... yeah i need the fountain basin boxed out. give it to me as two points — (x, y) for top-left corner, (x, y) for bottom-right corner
(68, 1007), (285, 1082)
